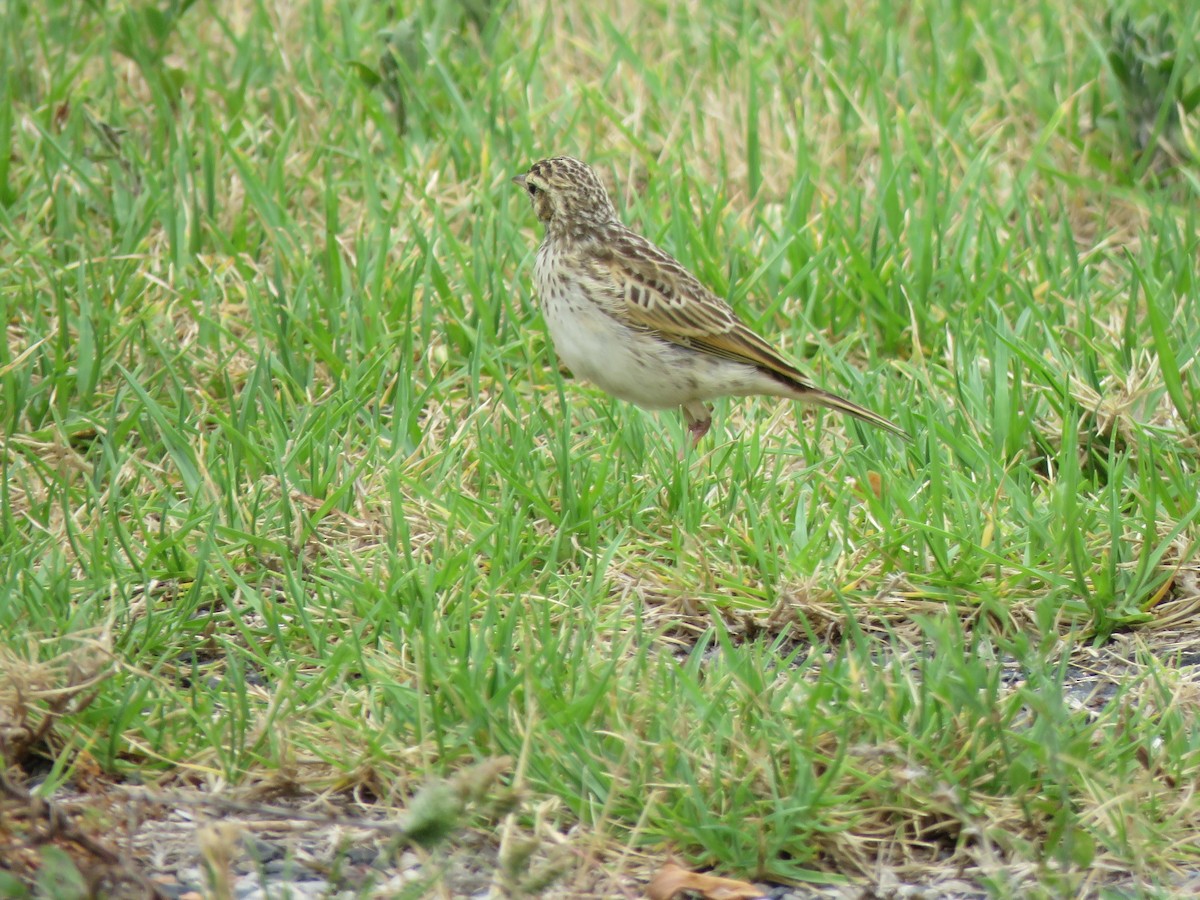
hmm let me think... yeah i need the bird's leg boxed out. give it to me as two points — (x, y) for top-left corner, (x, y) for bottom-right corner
(683, 402), (712, 448)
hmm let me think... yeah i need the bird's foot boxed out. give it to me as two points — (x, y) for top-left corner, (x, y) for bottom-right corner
(688, 417), (712, 446)
(678, 419), (711, 460)
(681, 402), (713, 456)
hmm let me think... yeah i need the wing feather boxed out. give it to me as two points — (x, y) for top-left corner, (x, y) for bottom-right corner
(595, 233), (817, 391)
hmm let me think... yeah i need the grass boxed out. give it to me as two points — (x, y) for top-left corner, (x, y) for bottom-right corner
(2, 0), (1199, 896)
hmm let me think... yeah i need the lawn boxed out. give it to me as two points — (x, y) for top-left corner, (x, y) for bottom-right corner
(2, 0), (1199, 897)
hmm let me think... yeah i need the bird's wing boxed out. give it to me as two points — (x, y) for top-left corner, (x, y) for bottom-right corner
(590, 231), (909, 439)
(597, 233), (817, 389)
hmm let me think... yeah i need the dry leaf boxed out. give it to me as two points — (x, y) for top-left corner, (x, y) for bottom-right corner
(646, 862), (765, 900)
(866, 471), (883, 498)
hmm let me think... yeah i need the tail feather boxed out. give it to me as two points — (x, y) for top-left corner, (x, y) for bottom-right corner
(802, 386), (910, 441)
(758, 355), (909, 441)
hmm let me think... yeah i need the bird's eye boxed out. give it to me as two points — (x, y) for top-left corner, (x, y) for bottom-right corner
(527, 183), (539, 197)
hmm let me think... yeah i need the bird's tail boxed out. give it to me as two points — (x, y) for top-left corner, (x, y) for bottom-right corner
(802, 387), (910, 441)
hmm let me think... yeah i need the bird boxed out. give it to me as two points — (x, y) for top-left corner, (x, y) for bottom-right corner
(512, 156), (908, 446)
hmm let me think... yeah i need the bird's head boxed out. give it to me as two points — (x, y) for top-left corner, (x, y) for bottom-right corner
(512, 156), (617, 235)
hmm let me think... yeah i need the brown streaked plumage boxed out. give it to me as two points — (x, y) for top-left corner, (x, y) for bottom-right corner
(513, 156), (908, 445)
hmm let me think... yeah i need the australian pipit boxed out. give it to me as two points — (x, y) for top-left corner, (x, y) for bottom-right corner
(513, 156), (907, 445)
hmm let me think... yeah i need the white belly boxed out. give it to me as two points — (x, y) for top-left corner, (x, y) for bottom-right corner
(536, 267), (775, 410)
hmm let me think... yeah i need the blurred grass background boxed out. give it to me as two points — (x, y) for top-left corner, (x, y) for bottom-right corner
(2, 0), (1199, 895)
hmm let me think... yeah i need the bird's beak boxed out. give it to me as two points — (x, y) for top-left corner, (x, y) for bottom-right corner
(511, 174), (527, 188)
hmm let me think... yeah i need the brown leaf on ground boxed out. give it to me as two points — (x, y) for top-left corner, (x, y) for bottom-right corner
(865, 471), (883, 498)
(646, 862), (765, 900)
